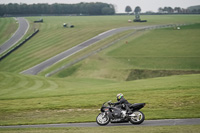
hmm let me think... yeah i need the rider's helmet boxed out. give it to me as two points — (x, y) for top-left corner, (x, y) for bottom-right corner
(117, 93), (123, 100)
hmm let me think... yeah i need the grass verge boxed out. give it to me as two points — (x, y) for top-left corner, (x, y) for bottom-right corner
(0, 125), (200, 133)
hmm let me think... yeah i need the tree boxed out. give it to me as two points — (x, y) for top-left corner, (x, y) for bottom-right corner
(79, 3), (89, 15)
(125, 6), (132, 14)
(134, 6), (141, 13)
(174, 7), (181, 13)
(168, 7), (174, 13)
(134, 6), (141, 21)
(192, 9), (197, 13)
(0, 4), (5, 16)
(158, 7), (163, 13)
(163, 7), (173, 13)
(102, 6), (114, 15)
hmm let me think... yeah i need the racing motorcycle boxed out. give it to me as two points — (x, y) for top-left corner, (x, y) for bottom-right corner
(96, 100), (145, 126)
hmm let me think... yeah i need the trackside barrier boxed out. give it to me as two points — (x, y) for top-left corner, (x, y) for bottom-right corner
(45, 23), (191, 77)
(0, 29), (39, 61)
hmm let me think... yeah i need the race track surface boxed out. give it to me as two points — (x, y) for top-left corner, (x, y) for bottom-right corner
(0, 17), (29, 55)
(21, 24), (172, 75)
(0, 118), (199, 128)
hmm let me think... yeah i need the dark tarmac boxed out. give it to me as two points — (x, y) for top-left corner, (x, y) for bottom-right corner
(0, 118), (199, 128)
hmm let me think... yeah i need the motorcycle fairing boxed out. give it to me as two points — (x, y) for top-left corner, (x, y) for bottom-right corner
(130, 103), (146, 110)
(102, 106), (122, 119)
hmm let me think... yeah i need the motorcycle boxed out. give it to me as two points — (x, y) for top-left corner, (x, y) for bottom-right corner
(96, 100), (145, 126)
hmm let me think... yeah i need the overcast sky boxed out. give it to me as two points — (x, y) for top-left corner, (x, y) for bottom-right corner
(1, 0), (200, 13)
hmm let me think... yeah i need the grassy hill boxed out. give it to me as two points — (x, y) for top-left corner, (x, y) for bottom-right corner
(0, 15), (200, 73)
(0, 72), (200, 125)
(51, 23), (200, 80)
(0, 15), (200, 125)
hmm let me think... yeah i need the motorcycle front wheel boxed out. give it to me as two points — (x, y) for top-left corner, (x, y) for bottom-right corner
(129, 111), (145, 124)
(96, 113), (110, 126)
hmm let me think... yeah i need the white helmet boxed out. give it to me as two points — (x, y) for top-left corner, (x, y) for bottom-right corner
(117, 93), (123, 100)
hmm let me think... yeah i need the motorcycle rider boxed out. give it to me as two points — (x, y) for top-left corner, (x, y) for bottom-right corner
(112, 93), (132, 114)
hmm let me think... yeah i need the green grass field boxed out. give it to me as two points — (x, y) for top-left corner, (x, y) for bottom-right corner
(52, 23), (200, 80)
(0, 72), (200, 125)
(1, 125), (200, 133)
(0, 15), (200, 127)
(0, 17), (18, 46)
(0, 15), (200, 73)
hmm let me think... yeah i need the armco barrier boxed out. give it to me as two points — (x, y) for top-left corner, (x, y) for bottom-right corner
(0, 29), (39, 61)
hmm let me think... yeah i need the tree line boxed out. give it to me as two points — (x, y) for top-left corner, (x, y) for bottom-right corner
(158, 7), (193, 13)
(158, 5), (200, 13)
(125, 5), (200, 14)
(0, 2), (115, 16)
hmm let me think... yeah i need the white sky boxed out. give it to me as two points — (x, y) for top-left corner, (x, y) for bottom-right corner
(1, 0), (200, 13)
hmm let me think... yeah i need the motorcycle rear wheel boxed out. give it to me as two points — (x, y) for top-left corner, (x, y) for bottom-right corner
(96, 113), (110, 126)
(129, 111), (145, 124)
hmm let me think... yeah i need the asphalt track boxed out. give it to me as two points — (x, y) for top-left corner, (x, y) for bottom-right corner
(0, 17), (29, 55)
(0, 118), (199, 128)
(21, 24), (172, 75)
